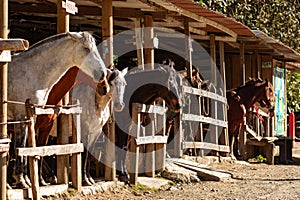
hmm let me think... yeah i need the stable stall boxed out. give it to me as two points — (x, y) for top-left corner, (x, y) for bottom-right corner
(2, 0), (300, 199)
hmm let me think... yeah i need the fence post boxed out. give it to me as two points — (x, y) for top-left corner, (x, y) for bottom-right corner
(289, 112), (295, 148)
(25, 99), (40, 200)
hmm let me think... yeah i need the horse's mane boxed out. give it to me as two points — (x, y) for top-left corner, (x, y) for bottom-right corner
(27, 33), (68, 52)
(234, 78), (265, 91)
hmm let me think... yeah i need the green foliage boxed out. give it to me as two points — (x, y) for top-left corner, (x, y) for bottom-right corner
(287, 71), (300, 112)
(195, 0), (300, 111)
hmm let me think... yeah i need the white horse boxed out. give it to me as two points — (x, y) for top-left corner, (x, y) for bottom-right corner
(72, 67), (127, 186)
(7, 32), (110, 188)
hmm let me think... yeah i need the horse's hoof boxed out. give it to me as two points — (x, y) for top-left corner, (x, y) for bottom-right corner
(118, 174), (129, 183)
(88, 176), (96, 185)
(39, 177), (48, 186)
(82, 179), (93, 186)
(14, 174), (30, 189)
(24, 175), (32, 187)
(7, 183), (12, 190)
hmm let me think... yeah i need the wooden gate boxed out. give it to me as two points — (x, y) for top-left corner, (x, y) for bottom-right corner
(173, 85), (230, 157)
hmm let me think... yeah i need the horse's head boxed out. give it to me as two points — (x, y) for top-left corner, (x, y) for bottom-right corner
(159, 64), (184, 113)
(257, 79), (275, 117)
(68, 32), (107, 83)
(107, 68), (128, 112)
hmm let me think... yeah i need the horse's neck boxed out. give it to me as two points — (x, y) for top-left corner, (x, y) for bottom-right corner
(96, 92), (112, 112)
(14, 37), (74, 69)
(237, 85), (262, 109)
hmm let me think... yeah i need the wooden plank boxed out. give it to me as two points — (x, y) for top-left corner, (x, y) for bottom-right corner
(182, 113), (227, 128)
(182, 86), (227, 104)
(144, 14), (154, 70)
(0, 138), (10, 143)
(71, 110), (82, 191)
(136, 135), (168, 145)
(7, 184), (68, 200)
(182, 141), (230, 152)
(0, 143), (9, 152)
(0, 50), (10, 62)
(34, 106), (82, 115)
(172, 160), (231, 181)
(17, 143), (84, 157)
(0, 39), (29, 51)
(133, 103), (166, 115)
(25, 99), (40, 200)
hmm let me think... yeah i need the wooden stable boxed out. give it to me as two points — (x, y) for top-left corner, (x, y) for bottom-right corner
(6, 99), (83, 200)
(1, 1), (300, 199)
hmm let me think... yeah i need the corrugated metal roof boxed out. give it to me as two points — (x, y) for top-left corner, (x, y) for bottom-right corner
(167, 0), (255, 37)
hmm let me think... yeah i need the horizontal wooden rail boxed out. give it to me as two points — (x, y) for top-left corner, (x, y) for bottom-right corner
(182, 141), (230, 152)
(133, 102), (166, 115)
(135, 135), (168, 145)
(34, 106), (82, 115)
(182, 85), (227, 104)
(17, 143), (84, 157)
(182, 113), (227, 127)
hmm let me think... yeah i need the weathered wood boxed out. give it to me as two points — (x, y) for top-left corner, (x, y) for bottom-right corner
(0, 1), (8, 198)
(34, 106), (82, 115)
(173, 114), (183, 157)
(182, 113), (227, 128)
(182, 86), (227, 104)
(135, 135), (168, 145)
(182, 141), (230, 152)
(0, 143), (9, 152)
(172, 159), (231, 181)
(102, 0), (116, 181)
(144, 14), (154, 70)
(71, 109), (82, 191)
(145, 113), (155, 177)
(133, 103), (166, 115)
(134, 17), (144, 70)
(0, 39), (29, 51)
(25, 99), (40, 200)
(7, 184), (68, 200)
(184, 17), (192, 79)
(17, 143), (84, 157)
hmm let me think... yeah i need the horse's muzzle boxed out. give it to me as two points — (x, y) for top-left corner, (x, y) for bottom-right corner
(114, 102), (125, 112)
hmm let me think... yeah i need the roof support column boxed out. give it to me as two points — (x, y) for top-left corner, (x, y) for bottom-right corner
(184, 18), (192, 80)
(240, 41), (245, 84)
(102, 0), (116, 182)
(144, 14), (154, 70)
(0, 0), (8, 199)
(56, 0), (71, 187)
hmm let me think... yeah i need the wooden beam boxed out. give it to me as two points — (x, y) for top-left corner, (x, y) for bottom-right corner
(184, 18), (192, 79)
(144, 14), (154, 70)
(0, 39), (29, 51)
(0, 0), (8, 198)
(146, 0), (238, 38)
(102, 0), (116, 182)
(182, 141), (230, 152)
(17, 143), (84, 157)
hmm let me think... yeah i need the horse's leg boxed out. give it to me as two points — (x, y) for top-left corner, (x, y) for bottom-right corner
(82, 148), (92, 186)
(36, 117), (55, 186)
(115, 125), (129, 182)
(13, 123), (29, 189)
(86, 132), (101, 185)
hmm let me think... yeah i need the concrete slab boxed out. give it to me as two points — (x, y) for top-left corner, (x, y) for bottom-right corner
(137, 177), (170, 189)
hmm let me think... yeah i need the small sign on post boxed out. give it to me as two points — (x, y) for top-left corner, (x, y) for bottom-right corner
(62, 0), (78, 15)
(0, 50), (11, 62)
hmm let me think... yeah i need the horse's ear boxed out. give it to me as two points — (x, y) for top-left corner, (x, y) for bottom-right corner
(108, 69), (119, 83)
(121, 67), (128, 76)
(68, 32), (81, 40)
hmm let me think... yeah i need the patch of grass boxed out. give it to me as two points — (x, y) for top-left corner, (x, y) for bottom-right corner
(248, 155), (267, 163)
(130, 182), (159, 193)
(67, 188), (77, 196)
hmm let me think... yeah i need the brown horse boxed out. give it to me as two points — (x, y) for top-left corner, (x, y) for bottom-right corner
(227, 78), (274, 159)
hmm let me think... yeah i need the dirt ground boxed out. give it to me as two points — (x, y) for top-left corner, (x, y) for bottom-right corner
(45, 143), (300, 200)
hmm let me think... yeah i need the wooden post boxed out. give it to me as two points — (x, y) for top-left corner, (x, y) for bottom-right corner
(71, 100), (81, 191)
(143, 14), (155, 177)
(0, 0), (8, 199)
(155, 101), (166, 172)
(184, 18), (192, 79)
(135, 18), (144, 70)
(240, 41), (245, 84)
(219, 41), (229, 151)
(56, 0), (70, 185)
(173, 114), (183, 157)
(25, 99), (40, 200)
(102, 0), (116, 181)
(129, 105), (140, 184)
(210, 34), (218, 156)
(144, 14), (154, 70)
